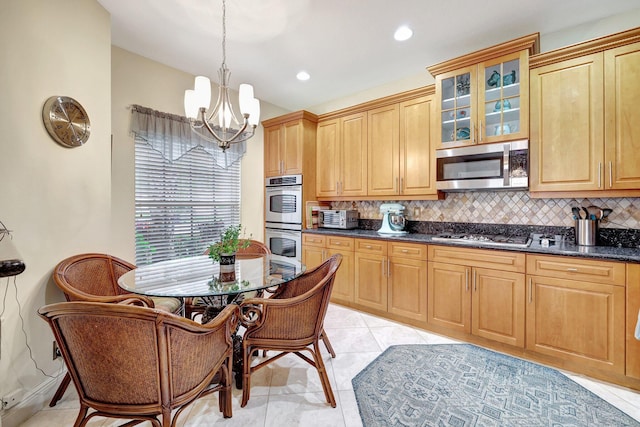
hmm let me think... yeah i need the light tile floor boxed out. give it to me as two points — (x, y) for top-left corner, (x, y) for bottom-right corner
(20, 303), (640, 426)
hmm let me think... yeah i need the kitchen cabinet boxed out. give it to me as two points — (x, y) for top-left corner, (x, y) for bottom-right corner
(354, 238), (427, 323)
(316, 112), (367, 198)
(302, 233), (355, 304)
(263, 111), (317, 178)
(526, 254), (625, 375)
(529, 30), (640, 195)
(367, 95), (437, 197)
(428, 34), (538, 149)
(626, 263), (640, 380)
(427, 245), (526, 347)
(367, 104), (399, 196)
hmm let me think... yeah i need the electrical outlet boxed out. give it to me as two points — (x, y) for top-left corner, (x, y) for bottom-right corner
(52, 340), (62, 360)
(1, 388), (22, 410)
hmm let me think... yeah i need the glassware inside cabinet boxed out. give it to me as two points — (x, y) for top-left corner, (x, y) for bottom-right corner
(484, 59), (520, 138)
(441, 72), (472, 143)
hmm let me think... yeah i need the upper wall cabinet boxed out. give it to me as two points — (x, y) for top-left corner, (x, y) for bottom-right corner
(263, 111), (317, 178)
(367, 95), (437, 197)
(316, 112), (368, 198)
(427, 34), (539, 149)
(529, 28), (640, 196)
(316, 87), (439, 201)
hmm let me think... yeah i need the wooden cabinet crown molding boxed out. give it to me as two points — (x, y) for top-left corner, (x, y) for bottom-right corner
(317, 85), (435, 122)
(530, 27), (640, 69)
(426, 33), (540, 76)
(261, 110), (318, 128)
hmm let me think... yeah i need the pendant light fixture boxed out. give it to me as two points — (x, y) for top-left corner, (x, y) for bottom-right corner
(184, 0), (260, 151)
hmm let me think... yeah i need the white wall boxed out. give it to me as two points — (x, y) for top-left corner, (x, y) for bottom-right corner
(0, 1), (111, 425)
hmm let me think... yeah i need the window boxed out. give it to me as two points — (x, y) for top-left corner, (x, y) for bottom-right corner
(134, 139), (241, 265)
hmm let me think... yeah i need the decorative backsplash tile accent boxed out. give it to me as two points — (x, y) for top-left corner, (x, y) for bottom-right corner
(331, 193), (640, 230)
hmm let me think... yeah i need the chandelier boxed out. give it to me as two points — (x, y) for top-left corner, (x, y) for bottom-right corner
(184, 0), (260, 151)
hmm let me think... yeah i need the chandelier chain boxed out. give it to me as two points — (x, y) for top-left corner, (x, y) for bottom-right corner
(221, 0), (226, 68)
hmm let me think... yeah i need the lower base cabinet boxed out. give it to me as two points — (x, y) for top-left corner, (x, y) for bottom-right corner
(354, 239), (427, 323)
(427, 246), (526, 348)
(526, 254), (626, 375)
(302, 234), (355, 304)
(304, 234), (639, 389)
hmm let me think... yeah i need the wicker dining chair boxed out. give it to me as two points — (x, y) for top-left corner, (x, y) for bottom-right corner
(238, 254), (342, 408)
(261, 257), (338, 358)
(39, 301), (238, 427)
(48, 253), (183, 407)
(184, 240), (271, 321)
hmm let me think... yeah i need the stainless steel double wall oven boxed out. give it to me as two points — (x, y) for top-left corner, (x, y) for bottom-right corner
(265, 174), (303, 267)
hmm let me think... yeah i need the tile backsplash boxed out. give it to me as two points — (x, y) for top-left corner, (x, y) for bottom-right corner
(331, 192), (640, 230)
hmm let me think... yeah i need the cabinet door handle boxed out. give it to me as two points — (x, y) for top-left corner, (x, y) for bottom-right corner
(400, 177), (404, 194)
(471, 120), (476, 143)
(528, 278), (532, 303)
(473, 270), (477, 292)
(339, 181), (343, 195)
(479, 120), (483, 142)
(465, 268), (469, 292)
(322, 250), (327, 260)
(382, 258), (386, 277)
(598, 162), (602, 188)
(567, 267), (578, 272)
(609, 161), (613, 188)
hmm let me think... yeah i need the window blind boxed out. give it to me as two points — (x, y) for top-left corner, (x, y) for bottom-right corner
(134, 139), (241, 265)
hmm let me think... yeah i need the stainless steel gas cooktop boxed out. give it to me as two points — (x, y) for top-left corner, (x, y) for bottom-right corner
(431, 233), (532, 248)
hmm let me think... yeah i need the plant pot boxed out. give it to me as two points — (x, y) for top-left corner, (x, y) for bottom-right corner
(219, 253), (236, 282)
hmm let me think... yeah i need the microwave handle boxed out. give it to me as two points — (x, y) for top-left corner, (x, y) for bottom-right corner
(503, 143), (510, 186)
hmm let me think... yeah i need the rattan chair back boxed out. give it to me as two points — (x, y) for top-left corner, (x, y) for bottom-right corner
(239, 254), (342, 408)
(38, 301), (238, 426)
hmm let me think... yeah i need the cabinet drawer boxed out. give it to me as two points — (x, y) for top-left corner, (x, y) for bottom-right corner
(428, 245), (525, 273)
(355, 238), (388, 255)
(526, 254), (625, 286)
(389, 242), (427, 260)
(302, 234), (326, 247)
(327, 236), (354, 251)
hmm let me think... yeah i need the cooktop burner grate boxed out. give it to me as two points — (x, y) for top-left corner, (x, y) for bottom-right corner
(431, 233), (532, 248)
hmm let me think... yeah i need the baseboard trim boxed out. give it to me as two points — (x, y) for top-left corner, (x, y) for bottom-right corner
(1, 373), (65, 427)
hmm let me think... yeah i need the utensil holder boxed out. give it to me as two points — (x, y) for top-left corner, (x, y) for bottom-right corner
(575, 219), (598, 246)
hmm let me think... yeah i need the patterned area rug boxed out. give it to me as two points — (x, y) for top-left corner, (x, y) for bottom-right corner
(353, 344), (640, 427)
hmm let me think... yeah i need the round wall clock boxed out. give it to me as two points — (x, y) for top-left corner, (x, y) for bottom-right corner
(42, 96), (91, 148)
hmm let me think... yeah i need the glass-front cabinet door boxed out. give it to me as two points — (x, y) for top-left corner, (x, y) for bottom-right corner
(436, 66), (477, 148)
(478, 51), (529, 143)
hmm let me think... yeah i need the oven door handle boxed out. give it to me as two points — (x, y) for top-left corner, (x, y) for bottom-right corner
(267, 228), (301, 237)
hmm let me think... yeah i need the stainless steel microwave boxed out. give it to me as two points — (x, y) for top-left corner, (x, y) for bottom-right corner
(436, 140), (528, 191)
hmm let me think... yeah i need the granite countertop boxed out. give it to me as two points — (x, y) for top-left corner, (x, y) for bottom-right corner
(303, 227), (640, 263)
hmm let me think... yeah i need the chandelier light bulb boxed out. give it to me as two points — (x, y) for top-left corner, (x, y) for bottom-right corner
(184, 89), (198, 119)
(194, 76), (212, 109)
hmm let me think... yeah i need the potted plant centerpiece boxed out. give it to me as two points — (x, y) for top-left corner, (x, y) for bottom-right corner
(208, 224), (250, 282)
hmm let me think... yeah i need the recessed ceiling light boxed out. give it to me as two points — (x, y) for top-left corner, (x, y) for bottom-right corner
(296, 71), (310, 81)
(394, 25), (413, 41)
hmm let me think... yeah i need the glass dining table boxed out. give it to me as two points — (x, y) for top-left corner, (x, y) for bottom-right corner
(118, 254), (305, 305)
(118, 254), (306, 388)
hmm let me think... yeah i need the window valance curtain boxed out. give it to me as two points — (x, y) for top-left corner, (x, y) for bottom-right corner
(128, 104), (246, 168)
